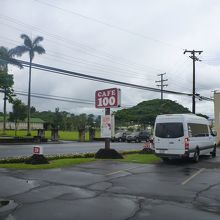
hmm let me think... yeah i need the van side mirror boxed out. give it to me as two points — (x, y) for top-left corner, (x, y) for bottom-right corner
(212, 131), (217, 136)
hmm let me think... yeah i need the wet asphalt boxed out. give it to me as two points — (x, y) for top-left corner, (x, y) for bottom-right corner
(0, 150), (220, 220)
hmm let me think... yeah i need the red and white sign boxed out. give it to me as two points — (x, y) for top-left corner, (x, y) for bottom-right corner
(101, 115), (112, 138)
(33, 146), (43, 155)
(95, 88), (121, 108)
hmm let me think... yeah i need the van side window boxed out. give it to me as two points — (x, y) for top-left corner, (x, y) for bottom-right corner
(188, 125), (192, 137)
(187, 123), (209, 137)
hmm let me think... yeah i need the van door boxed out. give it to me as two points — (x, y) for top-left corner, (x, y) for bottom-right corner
(188, 123), (214, 155)
(154, 122), (185, 155)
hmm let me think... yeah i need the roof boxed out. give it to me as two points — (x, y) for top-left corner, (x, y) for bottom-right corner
(0, 116), (45, 123)
(24, 118), (45, 123)
(156, 114), (208, 122)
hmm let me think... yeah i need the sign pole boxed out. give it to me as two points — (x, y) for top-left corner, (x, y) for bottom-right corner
(105, 108), (110, 150)
(95, 87), (122, 159)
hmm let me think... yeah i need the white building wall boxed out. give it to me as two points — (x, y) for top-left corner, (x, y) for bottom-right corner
(0, 122), (43, 130)
(214, 92), (220, 144)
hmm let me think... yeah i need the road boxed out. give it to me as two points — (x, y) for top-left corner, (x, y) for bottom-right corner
(0, 141), (144, 158)
(0, 151), (220, 219)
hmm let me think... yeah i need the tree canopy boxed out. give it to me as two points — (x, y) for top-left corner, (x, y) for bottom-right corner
(9, 99), (27, 135)
(115, 99), (191, 127)
(0, 72), (15, 103)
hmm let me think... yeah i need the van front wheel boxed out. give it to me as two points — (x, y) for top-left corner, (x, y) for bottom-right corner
(193, 149), (200, 163)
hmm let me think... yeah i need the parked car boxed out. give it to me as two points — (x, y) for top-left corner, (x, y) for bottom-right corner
(111, 131), (129, 142)
(126, 131), (150, 143)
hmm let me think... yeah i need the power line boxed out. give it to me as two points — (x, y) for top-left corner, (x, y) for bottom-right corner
(34, 0), (183, 50)
(15, 90), (94, 104)
(14, 91), (94, 105)
(0, 36), (155, 81)
(0, 89), (133, 108)
(0, 14), (163, 74)
(1, 14), (203, 91)
(0, 58), (213, 102)
(17, 59), (191, 96)
(0, 34), (208, 93)
(0, 14), (212, 92)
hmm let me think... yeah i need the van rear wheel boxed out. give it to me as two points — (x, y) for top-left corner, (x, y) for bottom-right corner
(162, 158), (170, 163)
(193, 149), (199, 163)
(211, 145), (216, 158)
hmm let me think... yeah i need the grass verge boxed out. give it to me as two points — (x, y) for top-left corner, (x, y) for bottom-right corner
(0, 151), (160, 169)
(0, 130), (101, 141)
(0, 158), (95, 169)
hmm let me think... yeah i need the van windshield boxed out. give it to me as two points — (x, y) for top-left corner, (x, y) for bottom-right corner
(155, 123), (184, 138)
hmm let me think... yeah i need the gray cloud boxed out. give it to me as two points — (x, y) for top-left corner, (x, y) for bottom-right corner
(1, 0), (220, 117)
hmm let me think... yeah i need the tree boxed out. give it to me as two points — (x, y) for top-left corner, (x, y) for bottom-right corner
(115, 99), (191, 128)
(8, 99), (27, 136)
(87, 114), (96, 141)
(30, 106), (37, 114)
(0, 46), (23, 133)
(76, 114), (87, 141)
(52, 107), (63, 129)
(12, 34), (45, 135)
(87, 114), (95, 127)
(95, 115), (101, 129)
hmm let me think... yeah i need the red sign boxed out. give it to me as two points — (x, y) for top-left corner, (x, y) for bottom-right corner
(95, 88), (121, 108)
(33, 146), (40, 154)
(33, 146), (43, 155)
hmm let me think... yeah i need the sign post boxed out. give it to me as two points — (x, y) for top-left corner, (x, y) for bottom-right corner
(96, 88), (121, 150)
(104, 108), (111, 150)
(95, 88), (123, 159)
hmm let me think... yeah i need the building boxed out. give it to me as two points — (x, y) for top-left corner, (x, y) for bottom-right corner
(214, 92), (220, 144)
(0, 116), (45, 130)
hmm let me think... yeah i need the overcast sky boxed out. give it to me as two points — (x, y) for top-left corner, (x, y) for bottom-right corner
(1, 0), (220, 117)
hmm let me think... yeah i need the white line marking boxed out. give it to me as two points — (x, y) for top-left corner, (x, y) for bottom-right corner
(181, 168), (205, 185)
(106, 170), (123, 176)
(106, 165), (145, 176)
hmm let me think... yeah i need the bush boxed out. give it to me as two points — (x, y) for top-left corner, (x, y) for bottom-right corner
(0, 150), (142, 164)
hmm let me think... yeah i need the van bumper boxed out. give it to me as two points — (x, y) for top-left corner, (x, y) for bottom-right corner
(155, 152), (189, 159)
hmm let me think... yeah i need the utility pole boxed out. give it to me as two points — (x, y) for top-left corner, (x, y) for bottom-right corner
(184, 49), (203, 114)
(156, 73), (168, 100)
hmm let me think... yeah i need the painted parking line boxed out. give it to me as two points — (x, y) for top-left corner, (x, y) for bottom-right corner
(181, 168), (205, 185)
(106, 165), (146, 176)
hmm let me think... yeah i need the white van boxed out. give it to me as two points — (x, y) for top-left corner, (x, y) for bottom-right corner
(154, 114), (216, 162)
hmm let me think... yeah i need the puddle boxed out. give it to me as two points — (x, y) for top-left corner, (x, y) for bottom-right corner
(195, 202), (220, 214)
(182, 167), (195, 176)
(0, 200), (9, 207)
(0, 200), (18, 213)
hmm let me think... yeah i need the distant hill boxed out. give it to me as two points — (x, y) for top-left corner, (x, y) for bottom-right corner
(115, 99), (191, 126)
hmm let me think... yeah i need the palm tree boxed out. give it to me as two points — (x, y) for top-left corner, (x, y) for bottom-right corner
(13, 34), (45, 135)
(0, 46), (23, 134)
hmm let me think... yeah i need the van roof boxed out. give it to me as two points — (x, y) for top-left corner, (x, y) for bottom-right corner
(156, 114), (207, 121)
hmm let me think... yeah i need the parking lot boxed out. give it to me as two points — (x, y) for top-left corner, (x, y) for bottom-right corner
(0, 150), (220, 220)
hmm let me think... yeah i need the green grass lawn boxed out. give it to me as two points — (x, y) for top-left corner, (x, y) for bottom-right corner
(0, 130), (101, 141)
(0, 153), (160, 169)
(0, 158), (95, 169)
